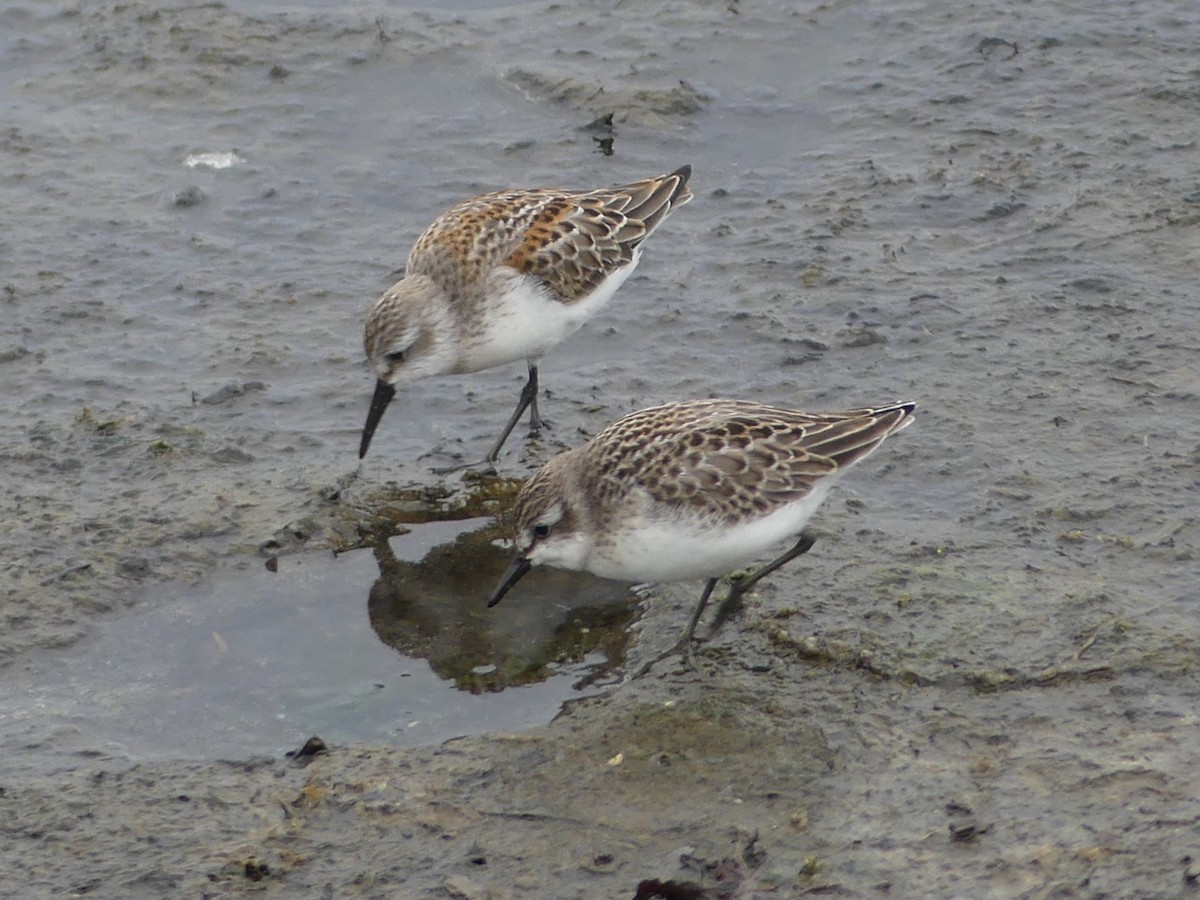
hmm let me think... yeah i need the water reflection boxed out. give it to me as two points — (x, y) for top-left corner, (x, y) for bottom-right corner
(366, 519), (638, 692)
(0, 516), (640, 770)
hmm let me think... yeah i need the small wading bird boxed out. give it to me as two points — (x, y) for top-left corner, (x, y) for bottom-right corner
(359, 165), (693, 472)
(486, 399), (917, 676)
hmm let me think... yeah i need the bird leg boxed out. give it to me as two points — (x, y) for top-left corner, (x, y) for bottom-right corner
(625, 534), (818, 680)
(429, 364), (540, 475)
(524, 363), (549, 434)
(626, 578), (719, 681)
(709, 532), (818, 636)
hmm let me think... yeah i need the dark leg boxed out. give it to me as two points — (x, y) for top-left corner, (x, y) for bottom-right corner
(709, 532), (818, 636)
(429, 366), (538, 475)
(626, 578), (720, 681)
(525, 364), (547, 434)
(680, 577), (721, 656)
(625, 533), (817, 682)
(483, 367), (538, 462)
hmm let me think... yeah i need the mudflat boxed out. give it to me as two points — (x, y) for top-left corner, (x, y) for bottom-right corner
(2, 1), (1197, 896)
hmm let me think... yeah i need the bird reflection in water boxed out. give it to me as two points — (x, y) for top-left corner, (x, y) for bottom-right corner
(365, 521), (637, 693)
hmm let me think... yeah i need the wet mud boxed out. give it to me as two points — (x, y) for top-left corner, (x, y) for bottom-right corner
(3, 0), (1199, 897)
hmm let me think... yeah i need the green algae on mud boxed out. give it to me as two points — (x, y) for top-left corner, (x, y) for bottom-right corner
(259, 473), (525, 560)
(349, 474), (528, 535)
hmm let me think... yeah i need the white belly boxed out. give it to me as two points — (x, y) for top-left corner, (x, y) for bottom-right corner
(458, 255), (640, 373)
(586, 486), (832, 583)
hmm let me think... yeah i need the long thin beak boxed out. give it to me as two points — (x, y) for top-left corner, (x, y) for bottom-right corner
(359, 379), (396, 459)
(487, 556), (532, 608)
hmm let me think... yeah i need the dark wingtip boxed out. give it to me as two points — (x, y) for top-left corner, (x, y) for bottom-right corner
(878, 401), (918, 436)
(669, 165), (693, 208)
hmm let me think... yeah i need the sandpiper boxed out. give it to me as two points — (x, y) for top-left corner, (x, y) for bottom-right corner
(359, 165), (693, 471)
(487, 398), (916, 673)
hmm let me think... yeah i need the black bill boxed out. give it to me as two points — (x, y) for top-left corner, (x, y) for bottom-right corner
(359, 379), (397, 459)
(487, 556), (532, 608)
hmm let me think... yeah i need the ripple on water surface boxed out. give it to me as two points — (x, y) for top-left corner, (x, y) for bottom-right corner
(0, 517), (637, 774)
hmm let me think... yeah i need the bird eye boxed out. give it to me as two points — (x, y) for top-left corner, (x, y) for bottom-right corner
(533, 524), (551, 538)
(385, 349), (407, 364)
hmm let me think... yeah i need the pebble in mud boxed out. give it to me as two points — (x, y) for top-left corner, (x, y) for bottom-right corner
(286, 736), (329, 766)
(172, 186), (206, 207)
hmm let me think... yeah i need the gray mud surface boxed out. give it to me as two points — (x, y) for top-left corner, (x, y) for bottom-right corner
(3, 0), (1199, 897)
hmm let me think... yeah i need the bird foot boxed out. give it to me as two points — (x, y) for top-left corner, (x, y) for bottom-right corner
(429, 457), (499, 477)
(625, 634), (698, 682)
